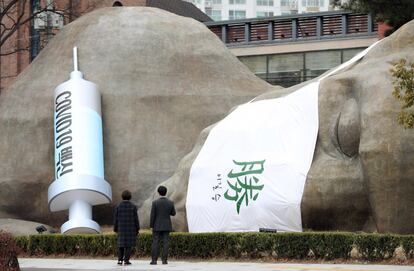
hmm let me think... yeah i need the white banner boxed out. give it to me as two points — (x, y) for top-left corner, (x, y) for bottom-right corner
(186, 42), (380, 233)
(186, 83), (318, 232)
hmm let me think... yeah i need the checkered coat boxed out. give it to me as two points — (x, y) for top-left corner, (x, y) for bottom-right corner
(114, 200), (140, 247)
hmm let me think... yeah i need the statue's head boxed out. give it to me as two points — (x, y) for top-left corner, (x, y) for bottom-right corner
(301, 23), (414, 233)
(139, 20), (414, 234)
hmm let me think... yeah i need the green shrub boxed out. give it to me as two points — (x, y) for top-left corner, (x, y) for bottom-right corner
(136, 234), (151, 257)
(354, 233), (401, 260)
(0, 230), (20, 271)
(14, 231), (414, 262)
(401, 235), (414, 259)
(307, 232), (354, 259)
(19, 234), (117, 256)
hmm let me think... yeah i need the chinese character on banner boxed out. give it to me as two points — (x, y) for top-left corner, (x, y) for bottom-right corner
(224, 160), (265, 214)
(211, 174), (223, 202)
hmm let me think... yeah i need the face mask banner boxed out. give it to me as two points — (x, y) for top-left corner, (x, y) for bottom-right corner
(186, 41), (381, 233)
(186, 83), (319, 232)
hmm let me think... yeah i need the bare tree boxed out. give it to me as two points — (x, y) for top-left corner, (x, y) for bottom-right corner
(0, 0), (99, 92)
(2, 0), (49, 56)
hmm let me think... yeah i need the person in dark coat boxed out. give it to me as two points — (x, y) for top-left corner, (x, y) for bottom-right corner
(150, 185), (176, 265)
(114, 190), (139, 265)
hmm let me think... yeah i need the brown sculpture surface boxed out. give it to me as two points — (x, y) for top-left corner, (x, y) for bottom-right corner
(0, 8), (271, 226)
(139, 20), (414, 234)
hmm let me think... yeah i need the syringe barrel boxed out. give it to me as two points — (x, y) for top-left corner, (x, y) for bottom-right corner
(48, 72), (112, 233)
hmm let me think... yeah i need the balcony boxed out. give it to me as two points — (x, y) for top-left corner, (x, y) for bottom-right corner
(205, 11), (377, 47)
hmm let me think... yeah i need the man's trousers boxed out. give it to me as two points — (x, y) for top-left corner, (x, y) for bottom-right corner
(151, 231), (170, 263)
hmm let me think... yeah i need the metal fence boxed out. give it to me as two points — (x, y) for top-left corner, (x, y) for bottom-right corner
(205, 11), (377, 46)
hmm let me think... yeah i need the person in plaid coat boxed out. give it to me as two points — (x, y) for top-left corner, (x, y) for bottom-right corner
(114, 190), (140, 265)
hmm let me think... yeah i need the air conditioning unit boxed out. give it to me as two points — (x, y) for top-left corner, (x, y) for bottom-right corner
(50, 12), (64, 29)
(34, 12), (47, 30)
(33, 11), (64, 30)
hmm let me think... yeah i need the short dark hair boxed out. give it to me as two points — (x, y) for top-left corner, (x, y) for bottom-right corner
(121, 190), (131, 200)
(157, 186), (167, 196)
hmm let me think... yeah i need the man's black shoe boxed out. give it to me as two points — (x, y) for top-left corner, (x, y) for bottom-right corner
(117, 261), (122, 265)
(162, 260), (168, 265)
(150, 261), (157, 265)
(124, 261), (132, 265)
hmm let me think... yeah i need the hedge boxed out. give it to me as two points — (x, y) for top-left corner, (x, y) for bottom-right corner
(14, 232), (414, 261)
(0, 231), (20, 271)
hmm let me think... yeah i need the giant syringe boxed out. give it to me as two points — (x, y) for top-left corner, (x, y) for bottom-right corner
(48, 47), (112, 234)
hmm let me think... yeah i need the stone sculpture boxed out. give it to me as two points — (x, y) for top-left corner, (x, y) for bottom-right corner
(0, 7), (412, 234)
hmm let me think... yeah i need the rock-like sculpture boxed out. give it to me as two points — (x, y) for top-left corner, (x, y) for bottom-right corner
(1, 6), (413, 234)
(0, 8), (271, 226)
(139, 20), (414, 234)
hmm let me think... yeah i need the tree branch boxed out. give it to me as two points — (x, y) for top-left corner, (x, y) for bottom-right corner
(5, 8), (17, 25)
(0, 46), (29, 56)
(0, 0), (100, 58)
(0, 0), (27, 46)
(0, 0), (20, 22)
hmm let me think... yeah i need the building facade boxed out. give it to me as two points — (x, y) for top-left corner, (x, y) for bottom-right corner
(185, 0), (333, 21)
(206, 11), (379, 87)
(0, 0), (210, 92)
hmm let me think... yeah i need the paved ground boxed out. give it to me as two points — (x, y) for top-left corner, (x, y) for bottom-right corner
(19, 258), (414, 271)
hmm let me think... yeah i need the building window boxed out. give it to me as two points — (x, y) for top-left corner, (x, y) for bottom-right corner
(281, 10), (297, 15)
(342, 48), (364, 62)
(302, 0), (325, 7)
(281, 0), (292, 6)
(229, 10), (246, 19)
(239, 56), (267, 80)
(309, 0), (318, 6)
(206, 9), (222, 21)
(257, 0), (274, 6)
(268, 53), (304, 87)
(238, 48), (366, 88)
(190, 0), (202, 5)
(206, 0), (221, 4)
(257, 11), (274, 17)
(305, 50), (341, 80)
(229, 0), (246, 4)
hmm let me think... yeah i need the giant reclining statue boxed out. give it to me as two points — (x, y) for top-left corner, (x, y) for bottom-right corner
(0, 7), (412, 234)
(139, 19), (414, 234)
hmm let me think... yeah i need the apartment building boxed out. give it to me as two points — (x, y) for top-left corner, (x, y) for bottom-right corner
(185, 0), (332, 21)
(205, 11), (379, 87)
